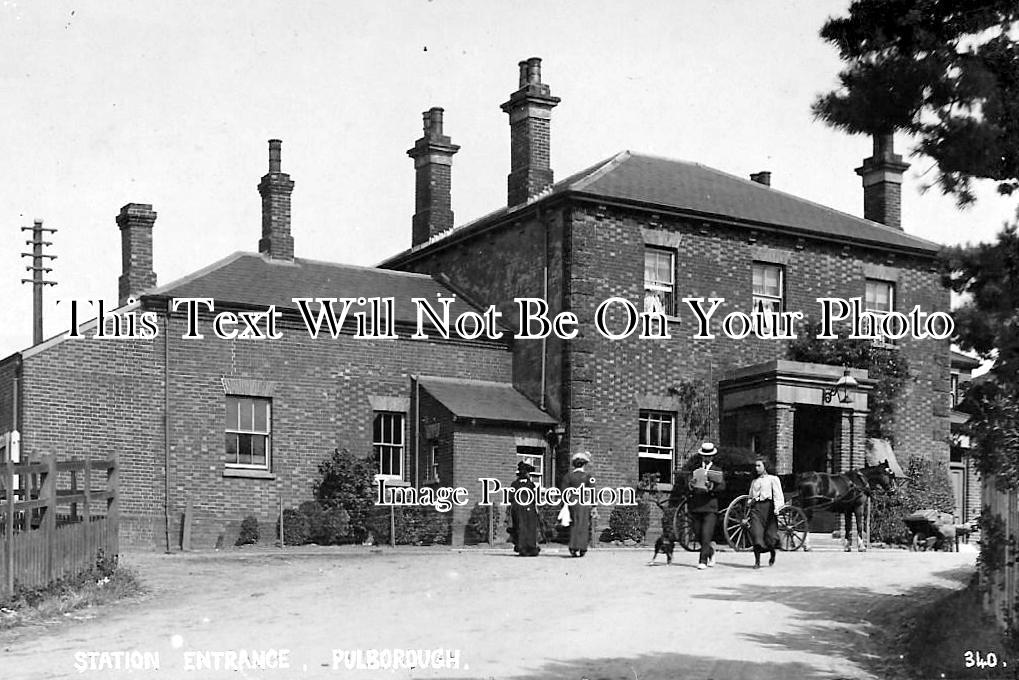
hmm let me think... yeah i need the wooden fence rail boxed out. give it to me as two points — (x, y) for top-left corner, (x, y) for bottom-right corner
(0, 455), (118, 600)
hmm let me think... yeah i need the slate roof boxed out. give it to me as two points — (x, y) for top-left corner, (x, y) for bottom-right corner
(383, 150), (942, 264)
(146, 252), (483, 326)
(417, 375), (555, 425)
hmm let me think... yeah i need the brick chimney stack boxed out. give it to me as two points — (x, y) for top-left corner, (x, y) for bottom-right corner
(117, 203), (157, 306)
(258, 139), (295, 259)
(855, 133), (910, 229)
(407, 107), (460, 246)
(501, 57), (560, 206)
(750, 171), (771, 186)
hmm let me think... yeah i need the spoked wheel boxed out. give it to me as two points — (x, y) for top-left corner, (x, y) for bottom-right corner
(723, 495), (753, 552)
(673, 500), (699, 552)
(776, 504), (808, 551)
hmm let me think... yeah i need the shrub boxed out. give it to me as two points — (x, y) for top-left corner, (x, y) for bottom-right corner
(602, 499), (652, 544)
(236, 515), (260, 546)
(465, 503), (502, 545)
(313, 448), (376, 542)
(369, 506), (451, 545)
(871, 456), (957, 544)
(278, 508), (310, 546)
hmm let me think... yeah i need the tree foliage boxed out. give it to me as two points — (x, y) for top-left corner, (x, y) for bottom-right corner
(870, 456), (957, 544)
(787, 319), (910, 444)
(941, 215), (1019, 485)
(814, 1), (1019, 204)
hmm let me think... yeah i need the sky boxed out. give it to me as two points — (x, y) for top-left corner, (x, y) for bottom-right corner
(1, 0), (1017, 359)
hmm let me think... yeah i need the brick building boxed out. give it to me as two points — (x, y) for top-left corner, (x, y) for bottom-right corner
(1, 57), (954, 550)
(383, 58), (951, 497)
(0, 142), (553, 549)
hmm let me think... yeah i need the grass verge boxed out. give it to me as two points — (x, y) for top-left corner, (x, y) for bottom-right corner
(905, 584), (1016, 679)
(0, 566), (143, 631)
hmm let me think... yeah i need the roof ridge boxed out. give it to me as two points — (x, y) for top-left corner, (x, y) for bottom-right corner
(146, 251), (250, 297)
(675, 157), (944, 250)
(569, 151), (631, 192)
(295, 255), (436, 280)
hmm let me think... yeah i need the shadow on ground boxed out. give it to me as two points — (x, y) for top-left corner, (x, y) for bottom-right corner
(431, 651), (839, 680)
(684, 565), (974, 679)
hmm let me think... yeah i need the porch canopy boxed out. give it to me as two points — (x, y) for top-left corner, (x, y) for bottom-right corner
(717, 360), (874, 475)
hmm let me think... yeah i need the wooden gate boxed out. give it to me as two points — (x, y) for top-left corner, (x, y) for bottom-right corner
(1, 447), (118, 600)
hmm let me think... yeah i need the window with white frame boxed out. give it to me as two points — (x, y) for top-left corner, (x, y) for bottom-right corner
(225, 396), (271, 470)
(516, 446), (544, 485)
(950, 373), (960, 409)
(430, 443), (440, 482)
(752, 262), (784, 334)
(644, 248), (675, 316)
(865, 279), (895, 340)
(373, 411), (405, 480)
(638, 410), (675, 486)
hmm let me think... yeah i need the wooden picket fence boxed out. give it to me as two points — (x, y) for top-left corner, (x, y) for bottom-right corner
(0, 453), (118, 600)
(981, 474), (1017, 632)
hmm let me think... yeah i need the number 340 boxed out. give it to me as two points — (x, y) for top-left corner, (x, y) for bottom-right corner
(964, 650), (1003, 668)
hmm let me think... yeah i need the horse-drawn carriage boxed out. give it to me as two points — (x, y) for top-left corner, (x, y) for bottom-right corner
(666, 458), (897, 553)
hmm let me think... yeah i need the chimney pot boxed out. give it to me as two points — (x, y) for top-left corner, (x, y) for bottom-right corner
(526, 57), (542, 84)
(750, 171), (771, 186)
(518, 60), (529, 88)
(424, 107), (444, 138)
(268, 139), (282, 173)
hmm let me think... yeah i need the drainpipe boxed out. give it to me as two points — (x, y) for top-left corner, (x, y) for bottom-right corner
(163, 308), (172, 553)
(540, 206), (548, 411)
(413, 376), (420, 489)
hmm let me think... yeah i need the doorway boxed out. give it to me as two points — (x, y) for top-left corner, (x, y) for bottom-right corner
(793, 406), (840, 532)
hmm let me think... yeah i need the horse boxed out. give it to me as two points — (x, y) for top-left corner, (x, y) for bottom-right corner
(793, 461), (897, 552)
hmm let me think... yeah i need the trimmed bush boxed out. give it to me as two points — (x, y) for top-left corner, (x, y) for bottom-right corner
(235, 515), (260, 546)
(369, 506), (451, 545)
(602, 499), (652, 544)
(313, 448), (376, 542)
(278, 508), (310, 546)
(871, 456), (957, 544)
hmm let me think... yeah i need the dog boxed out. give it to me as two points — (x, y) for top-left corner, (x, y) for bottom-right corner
(650, 533), (675, 565)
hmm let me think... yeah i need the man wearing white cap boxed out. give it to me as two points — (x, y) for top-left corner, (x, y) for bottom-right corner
(688, 442), (726, 569)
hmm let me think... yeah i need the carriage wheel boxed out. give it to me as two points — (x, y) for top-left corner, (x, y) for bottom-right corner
(723, 495), (753, 552)
(776, 505), (808, 552)
(673, 500), (699, 552)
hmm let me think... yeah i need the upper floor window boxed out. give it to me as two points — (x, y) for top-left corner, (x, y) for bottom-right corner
(950, 373), (960, 409)
(373, 411), (405, 480)
(644, 248), (675, 316)
(225, 396), (271, 471)
(865, 279), (896, 342)
(865, 279), (895, 314)
(639, 409), (675, 486)
(752, 262), (784, 333)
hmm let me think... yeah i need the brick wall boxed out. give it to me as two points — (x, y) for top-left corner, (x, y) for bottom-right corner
(397, 207), (567, 418)
(18, 308), (513, 550)
(563, 204), (950, 488)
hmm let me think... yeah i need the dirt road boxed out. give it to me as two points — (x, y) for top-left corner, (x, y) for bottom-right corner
(0, 545), (976, 679)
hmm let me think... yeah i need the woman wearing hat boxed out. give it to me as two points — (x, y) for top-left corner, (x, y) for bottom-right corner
(509, 461), (541, 556)
(560, 451), (594, 557)
(688, 442), (726, 570)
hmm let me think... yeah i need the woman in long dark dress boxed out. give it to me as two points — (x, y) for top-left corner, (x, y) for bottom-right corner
(560, 451), (594, 557)
(748, 457), (785, 568)
(509, 461), (541, 556)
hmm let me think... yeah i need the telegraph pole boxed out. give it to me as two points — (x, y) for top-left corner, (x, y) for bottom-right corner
(20, 220), (58, 345)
